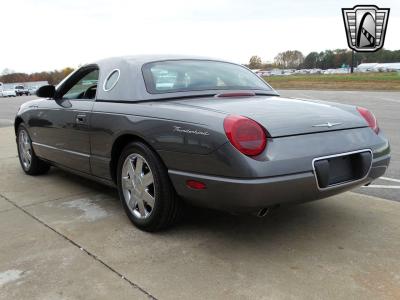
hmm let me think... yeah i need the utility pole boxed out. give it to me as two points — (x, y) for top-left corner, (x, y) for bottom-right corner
(351, 50), (355, 73)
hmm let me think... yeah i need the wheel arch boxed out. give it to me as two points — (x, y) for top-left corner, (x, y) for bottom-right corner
(14, 116), (24, 135)
(109, 133), (164, 184)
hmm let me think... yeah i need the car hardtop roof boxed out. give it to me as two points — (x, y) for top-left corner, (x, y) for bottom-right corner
(94, 54), (237, 68)
(78, 55), (277, 102)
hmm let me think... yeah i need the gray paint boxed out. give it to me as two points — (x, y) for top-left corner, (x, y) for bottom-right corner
(14, 55), (391, 213)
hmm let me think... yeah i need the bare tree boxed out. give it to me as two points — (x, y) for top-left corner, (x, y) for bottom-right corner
(274, 50), (304, 69)
(248, 55), (263, 69)
(1, 68), (14, 76)
(0, 68), (75, 85)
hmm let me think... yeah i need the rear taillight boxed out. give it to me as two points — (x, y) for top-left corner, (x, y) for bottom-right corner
(357, 107), (379, 134)
(223, 115), (266, 156)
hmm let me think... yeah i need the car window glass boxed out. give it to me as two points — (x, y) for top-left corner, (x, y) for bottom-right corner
(143, 60), (271, 94)
(63, 69), (99, 100)
(104, 69), (120, 91)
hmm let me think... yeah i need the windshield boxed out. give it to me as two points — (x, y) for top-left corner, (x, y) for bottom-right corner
(15, 86), (24, 89)
(142, 60), (272, 94)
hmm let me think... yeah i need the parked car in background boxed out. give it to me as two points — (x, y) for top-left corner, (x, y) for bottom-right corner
(2, 89), (17, 97)
(28, 86), (38, 95)
(15, 85), (30, 96)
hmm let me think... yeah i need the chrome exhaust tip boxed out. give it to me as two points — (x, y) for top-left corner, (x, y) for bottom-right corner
(256, 205), (280, 218)
(257, 207), (271, 218)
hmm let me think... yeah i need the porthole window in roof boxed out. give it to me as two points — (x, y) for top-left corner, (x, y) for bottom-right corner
(103, 69), (120, 91)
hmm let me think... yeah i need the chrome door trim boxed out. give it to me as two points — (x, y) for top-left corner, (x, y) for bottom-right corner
(32, 142), (90, 158)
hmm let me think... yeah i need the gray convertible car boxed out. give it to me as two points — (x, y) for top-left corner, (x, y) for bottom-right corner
(15, 55), (390, 231)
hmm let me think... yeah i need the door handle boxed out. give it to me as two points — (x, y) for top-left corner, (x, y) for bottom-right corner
(76, 113), (87, 124)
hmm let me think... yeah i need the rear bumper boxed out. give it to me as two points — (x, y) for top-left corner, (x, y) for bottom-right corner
(168, 153), (390, 213)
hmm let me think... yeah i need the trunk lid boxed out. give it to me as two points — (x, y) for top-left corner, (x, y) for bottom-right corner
(173, 95), (366, 137)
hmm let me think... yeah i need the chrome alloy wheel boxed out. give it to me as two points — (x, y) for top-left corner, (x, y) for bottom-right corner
(18, 129), (32, 169)
(121, 154), (155, 219)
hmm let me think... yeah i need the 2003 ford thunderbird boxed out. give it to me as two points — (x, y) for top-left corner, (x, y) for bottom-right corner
(15, 55), (390, 231)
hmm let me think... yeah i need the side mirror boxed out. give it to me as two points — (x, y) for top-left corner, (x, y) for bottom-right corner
(36, 85), (56, 98)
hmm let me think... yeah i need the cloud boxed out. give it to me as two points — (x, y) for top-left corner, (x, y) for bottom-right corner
(1, 0), (399, 72)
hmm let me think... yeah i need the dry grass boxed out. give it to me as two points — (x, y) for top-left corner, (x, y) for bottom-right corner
(264, 72), (400, 90)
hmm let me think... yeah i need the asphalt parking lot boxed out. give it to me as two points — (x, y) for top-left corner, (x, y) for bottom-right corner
(0, 92), (399, 299)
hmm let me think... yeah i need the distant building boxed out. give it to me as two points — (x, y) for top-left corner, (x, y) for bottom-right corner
(374, 62), (400, 71)
(356, 62), (400, 72)
(356, 63), (379, 72)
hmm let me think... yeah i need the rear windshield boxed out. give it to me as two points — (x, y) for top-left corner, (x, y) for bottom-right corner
(15, 86), (24, 89)
(142, 60), (272, 94)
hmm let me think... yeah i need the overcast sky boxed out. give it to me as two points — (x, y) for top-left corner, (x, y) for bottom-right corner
(1, 0), (399, 73)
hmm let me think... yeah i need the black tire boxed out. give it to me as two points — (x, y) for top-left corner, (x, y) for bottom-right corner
(17, 124), (50, 175)
(117, 142), (182, 232)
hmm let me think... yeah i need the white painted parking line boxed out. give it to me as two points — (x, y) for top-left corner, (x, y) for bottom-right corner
(380, 177), (400, 183)
(362, 185), (400, 189)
